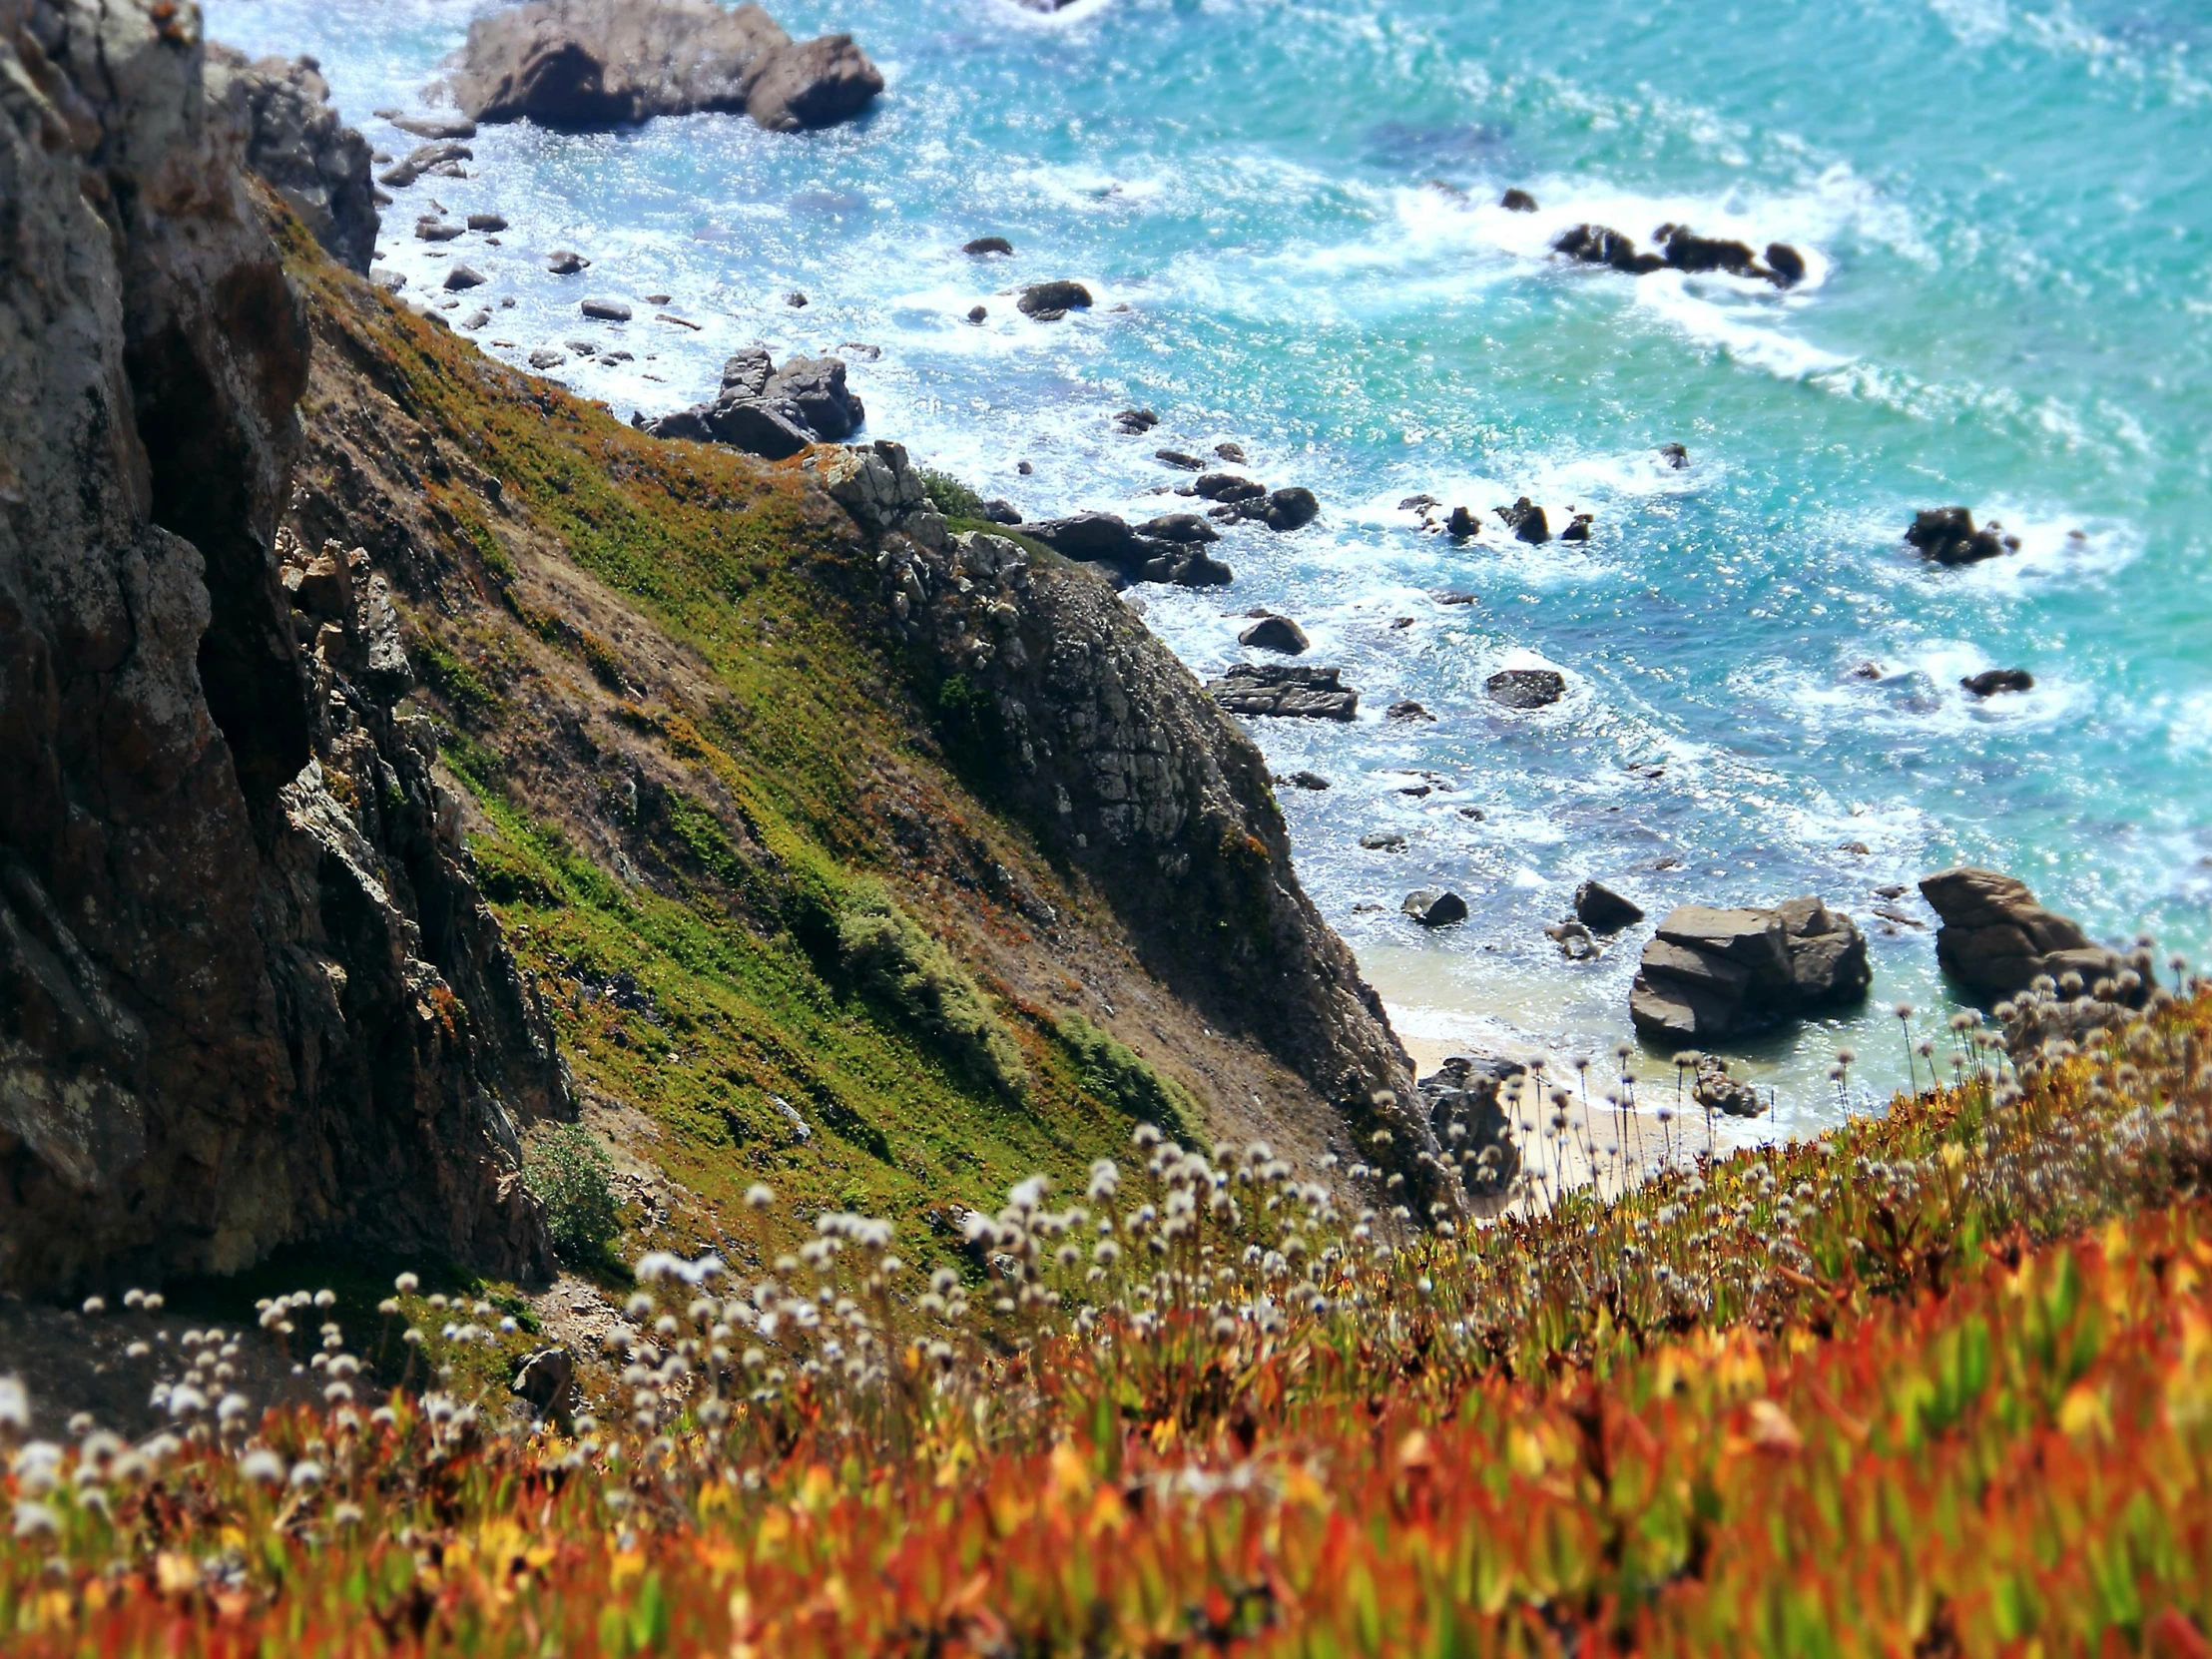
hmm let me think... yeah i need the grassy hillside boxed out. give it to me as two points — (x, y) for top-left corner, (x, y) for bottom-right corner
(268, 212), (1360, 1286)
(3, 955), (2207, 1651)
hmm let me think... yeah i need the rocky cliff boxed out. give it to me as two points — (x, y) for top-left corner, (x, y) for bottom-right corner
(0, 0), (559, 1295)
(0, 0), (1442, 1301)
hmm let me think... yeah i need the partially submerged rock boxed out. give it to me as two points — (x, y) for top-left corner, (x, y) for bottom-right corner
(1907, 507), (2020, 567)
(1021, 513), (1233, 589)
(1961, 668), (2033, 698)
(1485, 668), (1566, 709)
(446, 0), (882, 133)
(1018, 279), (1093, 320)
(1239, 615), (1310, 655)
(1205, 664), (1359, 721)
(1919, 867), (2135, 999)
(1628, 899), (1871, 1044)
(1574, 879), (1645, 933)
(1402, 889), (1469, 928)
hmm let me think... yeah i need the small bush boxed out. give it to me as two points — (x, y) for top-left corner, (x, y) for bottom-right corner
(917, 467), (986, 522)
(1056, 1011), (1199, 1138)
(836, 878), (1026, 1097)
(522, 1122), (622, 1264)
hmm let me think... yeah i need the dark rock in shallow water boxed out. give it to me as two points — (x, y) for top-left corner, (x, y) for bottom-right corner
(1765, 242), (1807, 287)
(1155, 449), (1204, 471)
(580, 297), (632, 320)
(1265, 486), (1321, 532)
(1194, 472), (1266, 503)
(547, 249), (591, 274)
(1658, 225), (1761, 277)
(1018, 279), (1093, 319)
(1113, 408), (1159, 434)
(1445, 505), (1479, 539)
(1021, 513), (1231, 589)
(1287, 771), (1332, 791)
(1628, 898), (1870, 1043)
(963, 236), (1013, 257)
(1238, 615), (1310, 655)
(1561, 512), (1593, 542)
(447, 0), (882, 133)
(1215, 442), (1247, 463)
(1693, 1056), (1765, 1118)
(1961, 668), (2034, 698)
(1553, 223), (1663, 276)
(207, 47), (381, 275)
(1500, 188), (1538, 212)
(1402, 889), (1469, 928)
(443, 265), (488, 290)
(1574, 880), (1645, 932)
(417, 217), (465, 242)
(1907, 506), (2019, 566)
(1386, 701), (1435, 723)
(1134, 513), (1220, 544)
(1360, 832), (1407, 851)
(1485, 668), (1566, 709)
(1659, 441), (1689, 469)
(467, 212), (509, 232)
(1205, 664), (1359, 721)
(1918, 866), (2138, 1000)
(1496, 496), (1550, 544)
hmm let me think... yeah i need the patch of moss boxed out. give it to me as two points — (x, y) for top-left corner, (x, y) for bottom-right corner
(1054, 1011), (1200, 1141)
(835, 877), (1027, 1100)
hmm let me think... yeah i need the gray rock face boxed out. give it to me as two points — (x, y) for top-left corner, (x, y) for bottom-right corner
(1417, 1056), (1522, 1196)
(1919, 867), (2132, 999)
(206, 46), (379, 275)
(638, 346), (863, 456)
(1205, 664), (1359, 721)
(447, 0), (882, 134)
(0, 0), (559, 1294)
(841, 447), (1448, 1215)
(1628, 899), (1871, 1044)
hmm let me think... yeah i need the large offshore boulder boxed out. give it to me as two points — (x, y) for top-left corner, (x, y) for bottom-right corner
(446, 0), (882, 133)
(1629, 898), (1870, 1044)
(1919, 866), (2135, 999)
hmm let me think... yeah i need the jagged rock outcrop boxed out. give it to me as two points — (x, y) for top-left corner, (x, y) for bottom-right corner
(446, 0), (882, 134)
(205, 45), (378, 275)
(0, 0), (559, 1294)
(638, 346), (863, 457)
(836, 445), (1453, 1215)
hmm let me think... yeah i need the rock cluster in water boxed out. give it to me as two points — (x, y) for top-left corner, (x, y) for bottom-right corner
(447, 0), (882, 134)
(1919, 867), (2138, 1000)
(1552, 222), (1807, 287)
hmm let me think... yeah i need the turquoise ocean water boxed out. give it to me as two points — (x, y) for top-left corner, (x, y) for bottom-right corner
(205, 0), (2212, 1132)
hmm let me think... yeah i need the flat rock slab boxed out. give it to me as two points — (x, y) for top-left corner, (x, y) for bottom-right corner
(1205, 663), (1358, 721)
